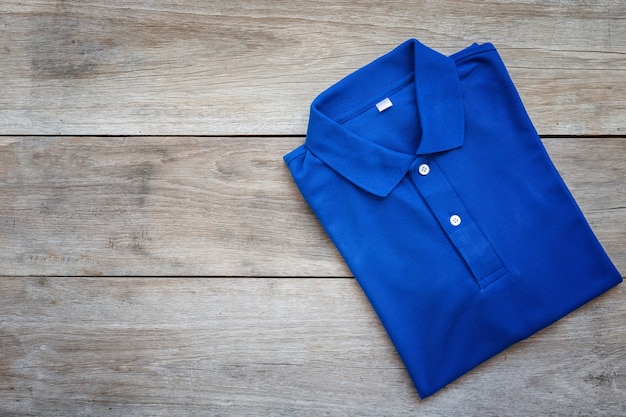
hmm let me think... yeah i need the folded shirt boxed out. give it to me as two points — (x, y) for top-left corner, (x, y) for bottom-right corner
(284, 38), (622, 398)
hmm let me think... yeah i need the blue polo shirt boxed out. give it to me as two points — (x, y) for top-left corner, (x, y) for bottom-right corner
(284, 39), (622, 398)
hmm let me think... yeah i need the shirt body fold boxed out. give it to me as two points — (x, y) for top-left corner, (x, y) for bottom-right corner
(283, 39), (622, 398)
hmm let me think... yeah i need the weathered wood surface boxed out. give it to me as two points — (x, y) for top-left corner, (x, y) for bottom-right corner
(0, 136), (624, 277)
(0, 0), (624, 135)
(1, 0), (625, 415)
(1, 278), (624, 416)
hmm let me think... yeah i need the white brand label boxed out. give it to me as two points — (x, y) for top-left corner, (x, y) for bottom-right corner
(375, 97), (393, 112)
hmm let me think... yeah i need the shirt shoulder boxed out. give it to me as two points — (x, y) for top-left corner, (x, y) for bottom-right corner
(450, 42), (497, 62)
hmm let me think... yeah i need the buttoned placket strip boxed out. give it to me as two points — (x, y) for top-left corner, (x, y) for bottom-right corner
(410, 157), (508, 290)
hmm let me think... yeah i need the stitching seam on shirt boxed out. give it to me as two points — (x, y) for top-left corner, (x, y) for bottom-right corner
(335, 72), (415, 124)
(451, 43), (496, 63)
(432, 158), (510, 290)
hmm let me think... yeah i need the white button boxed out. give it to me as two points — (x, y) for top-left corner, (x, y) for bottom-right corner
(450, 215), (462, 226)
(418, 163), (430, 176)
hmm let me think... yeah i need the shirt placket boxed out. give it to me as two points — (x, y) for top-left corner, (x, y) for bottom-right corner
(410, 157), (508, 290)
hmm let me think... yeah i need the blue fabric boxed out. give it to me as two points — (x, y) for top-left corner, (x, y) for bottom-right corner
(284, 39), (622, 398)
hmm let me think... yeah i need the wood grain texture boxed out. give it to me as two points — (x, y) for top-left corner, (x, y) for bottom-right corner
(1, 1), (625, 414)
(0, 277), (624, 416)
(0, 136), (624, 277)
(0, 0), (624, 135)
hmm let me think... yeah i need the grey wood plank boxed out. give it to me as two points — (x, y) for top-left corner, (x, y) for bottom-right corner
(0, 136), (623, 277)
(0, 136), (348, 277)
(0, 1), (624, 135)
(0, 277), (624, 416)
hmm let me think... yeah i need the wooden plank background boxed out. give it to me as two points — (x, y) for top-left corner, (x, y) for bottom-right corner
(1, 1), (624, 415)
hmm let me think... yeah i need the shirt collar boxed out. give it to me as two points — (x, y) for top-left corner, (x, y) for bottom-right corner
(305, 39), (465, 197)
